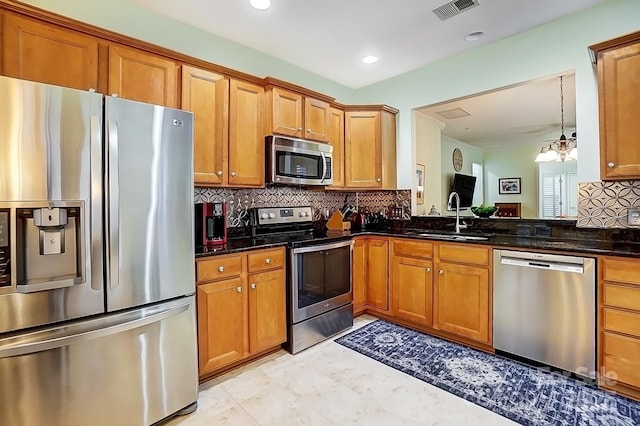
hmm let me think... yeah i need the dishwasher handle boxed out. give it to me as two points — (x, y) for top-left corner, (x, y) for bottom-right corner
(500, 256), (584, 273)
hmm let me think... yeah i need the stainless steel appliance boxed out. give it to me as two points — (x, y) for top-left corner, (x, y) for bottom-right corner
(266, 135), (333, 185)
(247, 206), (353, 353)
(195, 201), (227, 246)
(493, 249), (596, 377)
(0, 75), (198, 426)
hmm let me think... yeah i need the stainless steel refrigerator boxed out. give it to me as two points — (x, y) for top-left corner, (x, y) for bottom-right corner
(0, 75), (198, 426)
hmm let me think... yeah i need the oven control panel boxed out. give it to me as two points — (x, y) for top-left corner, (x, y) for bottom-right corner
(253, 206), (313, 226)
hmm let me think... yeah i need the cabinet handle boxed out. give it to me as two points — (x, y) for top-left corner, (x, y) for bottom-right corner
(217, 170), (223, 176)
(439, 270), (444, 275)
(426, 267), (431, 272)
(608, 162), (615, 168)
(265, 258), (271, 264)
(297, 127), (302, 131)
(236, 286), (242, 293)
(251, 283), (257, 289)
(307, 128), (312, 133)
(376, 178), (381, 182)
(218, 266), (224, 272)
(231, 171), (237, 177)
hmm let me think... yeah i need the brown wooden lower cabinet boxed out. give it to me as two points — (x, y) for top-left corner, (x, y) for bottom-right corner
(196, 247), (286, 379)
(390, 256), (433, 326)
(433, 261), (490, 344)
(352, 238), (367, 313)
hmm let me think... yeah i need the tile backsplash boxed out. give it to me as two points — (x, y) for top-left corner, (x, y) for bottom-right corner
(578, 181), (640, 228)
(195, 186), (411, 227)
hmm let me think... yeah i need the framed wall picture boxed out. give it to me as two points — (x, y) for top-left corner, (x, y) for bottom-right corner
(416, 163), (425, 205)
(498, 177), (521, 195)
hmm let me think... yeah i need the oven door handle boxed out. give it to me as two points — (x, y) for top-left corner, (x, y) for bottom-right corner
(291, 239), (354, 254)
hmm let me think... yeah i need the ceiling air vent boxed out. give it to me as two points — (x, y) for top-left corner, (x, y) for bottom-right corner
(433, 0), (480, 20)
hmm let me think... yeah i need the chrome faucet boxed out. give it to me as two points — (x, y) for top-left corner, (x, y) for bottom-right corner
(448, 191), (467, 234)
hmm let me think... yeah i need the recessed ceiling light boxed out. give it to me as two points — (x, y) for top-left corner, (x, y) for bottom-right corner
(250, 0), (271, 10)
(465, 31), (485, 42)
(362, 55), (378, 64)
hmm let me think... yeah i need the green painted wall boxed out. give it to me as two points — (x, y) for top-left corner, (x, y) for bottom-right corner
(17, 0), (355, 103)
(352, 0), (640, 189)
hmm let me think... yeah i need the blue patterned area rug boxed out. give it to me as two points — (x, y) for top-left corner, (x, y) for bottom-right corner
(335, 319), (640, 426)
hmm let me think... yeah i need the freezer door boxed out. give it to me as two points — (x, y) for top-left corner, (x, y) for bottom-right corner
(105, 97), (195, 311)
(0, 75), (105, 333)
(0, 296), (198, 426)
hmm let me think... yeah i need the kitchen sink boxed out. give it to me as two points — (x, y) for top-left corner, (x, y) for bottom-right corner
(411, 232), (489, 241)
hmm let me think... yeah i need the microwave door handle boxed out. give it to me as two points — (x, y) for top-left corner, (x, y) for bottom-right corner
(320, 152), (327, 184)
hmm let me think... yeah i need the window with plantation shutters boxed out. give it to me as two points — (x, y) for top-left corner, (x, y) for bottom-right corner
(538, 161), (578, 219)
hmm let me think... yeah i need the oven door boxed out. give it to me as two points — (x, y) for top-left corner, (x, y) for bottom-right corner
(290, 239), (353, 323)
(268, 137), (333, 186)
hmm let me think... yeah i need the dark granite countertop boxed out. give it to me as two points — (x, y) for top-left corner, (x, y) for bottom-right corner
(195, 218), (640, 259)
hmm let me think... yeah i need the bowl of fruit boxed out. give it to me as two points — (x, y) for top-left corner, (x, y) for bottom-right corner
(470, 205), (498, 218)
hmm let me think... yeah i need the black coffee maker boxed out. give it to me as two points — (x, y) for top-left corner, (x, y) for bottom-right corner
(195, 202), (227, 246)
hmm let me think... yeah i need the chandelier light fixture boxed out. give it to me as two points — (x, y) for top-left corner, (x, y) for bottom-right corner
(535, 75), (577, 163)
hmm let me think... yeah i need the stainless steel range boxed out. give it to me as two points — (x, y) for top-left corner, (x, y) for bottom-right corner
(248, 206), (353, 353)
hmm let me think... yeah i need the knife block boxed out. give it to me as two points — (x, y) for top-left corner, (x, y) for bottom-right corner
(326, 211), (351, 231)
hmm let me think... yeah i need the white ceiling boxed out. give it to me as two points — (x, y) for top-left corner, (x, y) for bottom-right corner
(131, 0), (605, 89)
(416, 73), (577, 150)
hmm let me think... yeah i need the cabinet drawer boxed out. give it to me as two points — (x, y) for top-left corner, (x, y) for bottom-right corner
(604, 308), (640, 338)
(197, 255), (242, 282)
(438, 244), (489, 266)
(602, 332), (640, 389)
(602, 258), (640, 286)
(603, 283), (640, 311)
(248, 248), (285, 273)
(392, 239), (433, 259)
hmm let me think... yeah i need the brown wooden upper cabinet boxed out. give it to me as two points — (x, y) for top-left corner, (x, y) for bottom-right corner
(590, 31), (640, 180)
(328, 106), (345, 188)
(1, 12), (99, 91)
(267, 86), (331, 142)
(344, 106), (398, 189)
(108, 43), (178, 108)
(181, 66), (264, 188)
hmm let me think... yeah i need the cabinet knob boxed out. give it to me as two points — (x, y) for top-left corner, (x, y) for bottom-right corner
(298, 127), (302, 131)
(307, 128), (312, 133)
(608, 162), (615, 168)
(439, 270), (444, 275)
(218, 266), (224, 272)
(376, 178), (381, 182)
(265, 258), (271, 264)
(217, 170), (223, 176)
(251, 283), (257, 289)
(236, 286), (242, 293)
(426, 267), (431, 272)
(231, 171), (237, 177)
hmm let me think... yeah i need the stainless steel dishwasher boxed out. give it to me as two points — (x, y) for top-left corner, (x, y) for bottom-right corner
(493, 249), (596, 377)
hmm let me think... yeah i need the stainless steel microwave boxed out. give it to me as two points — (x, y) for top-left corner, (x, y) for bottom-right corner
(266, 135), (333, 186)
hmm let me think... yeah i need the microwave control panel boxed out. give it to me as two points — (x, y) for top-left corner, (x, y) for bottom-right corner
(0, 210), (10, 287)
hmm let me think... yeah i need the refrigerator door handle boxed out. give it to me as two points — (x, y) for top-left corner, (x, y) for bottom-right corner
(0, 300), (190, 358)
(107, 119), (120, 290)
(90, 115), (103, 291)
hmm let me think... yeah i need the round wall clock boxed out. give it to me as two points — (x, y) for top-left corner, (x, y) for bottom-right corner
(452, 148), (463, 172)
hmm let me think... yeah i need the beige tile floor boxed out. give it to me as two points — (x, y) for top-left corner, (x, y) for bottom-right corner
(162, 315), (516, 426)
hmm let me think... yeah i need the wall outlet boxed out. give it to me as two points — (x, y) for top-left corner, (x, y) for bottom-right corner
(628, 208), (640, 226)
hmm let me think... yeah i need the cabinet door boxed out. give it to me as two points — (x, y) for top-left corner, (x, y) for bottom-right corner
(248, 268), (286, 353)
(391, 256), (433, 326)
(270, 87), (303, 138)
(434, 261), (490, 344)
(2, 12), (98, 91)
(108, 44), (177, 107)
(352, 238), (366, 311)
(181, 65), (229, 185)
(345, 111), (382, 188)
(304, 97), (330, 142)
(599, 42), (640, 180)
(197, 277), (246, 375)
(328, 107), (345, 188)
(366, 238), (389, 311)
(228, 79), (265, 187)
